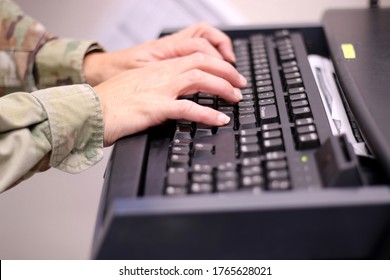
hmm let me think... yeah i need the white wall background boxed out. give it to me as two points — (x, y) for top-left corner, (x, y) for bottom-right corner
(1, 0), (389, 259)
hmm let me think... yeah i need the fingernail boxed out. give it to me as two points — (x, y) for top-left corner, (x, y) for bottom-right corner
(218, 113), (230, 125)
(234, 88), (243, 100)
(239, 74), (247, 86)
(230, 52), (236, 63)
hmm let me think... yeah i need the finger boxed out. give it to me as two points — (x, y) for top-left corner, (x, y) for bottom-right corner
(165, 99), (231, 126)
(167, 53), (246, 88)
(191, 22), (236, 63)
(170, 69), (243, 102)
(172, 38), (224, 60)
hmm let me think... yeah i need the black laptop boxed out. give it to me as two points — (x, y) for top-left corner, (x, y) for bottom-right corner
(91, 7), (390, 259)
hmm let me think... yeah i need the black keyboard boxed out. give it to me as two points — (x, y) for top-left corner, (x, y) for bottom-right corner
(163, 30), (335, 196)
(93, 27), (390, 260)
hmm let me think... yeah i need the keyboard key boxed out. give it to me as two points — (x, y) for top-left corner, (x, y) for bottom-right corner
(266, 151), (286, 160)
(285, 72), (301, 79)
(239, 113), (257, 129)
(198, 92), (214, 98)
(192, 173), (213, 184)
(296, 124), (316, 134)
(292, 106), (312, 120)
(240, 144), (261, 156)
(283, 66), (299, 74)
(259, 98), (275, 106)
(290, 93), (307, 101)
(280, 53), (296, 61)
(193, 164), (213, 173)
(274, 29), (290, 39)
(297, 132), (319, 150)
(190, 183), (213, 194)
(263, 138), (284, 152)
(295, 117), (314, 126)
(170, 154), (190, 167)
(241, 88), (254, 94)
(174, 130), (191, 140)
(167, 168), (188, 186)
(255, 68), (270, 75)
(257, 85), (273, 93)
(268, 169), (289, 180)
(288, 86), (305, 94)
(266, 160), (288, 170)
(261, 123), (279, 131)
(253, 63), (269, 69)
(172, 138), (191, 146)
(282, 60), (298, 68)
(279, 48), (294, 56)
(172, 145), (190, 155)
(217, 180), (239, 192)
(259, 105), (279, 124)
(238, 106), (255, 114)
(291, 99), (309, 108)
(165, 185), (187, 195)
(240, 135), (258, 144)
(240, 128), (258, 136)
(241, 166), (263, 176)
(258, 92), (275, 99)
(262, 129), (281, 139)
(193, 143), (214, 158)
(255, 73), (271, 81)
(217, 170), (238, 181)
(256, 80), (272, 87)
(217, 162), (236, 171)
(242, 157), (261, 166)
(242, 175), (264, 188)
(268, 180), (290, 190)
(286, 77), (303, 88)
(217, 112), (234, 131)
(194, 127), (212, 138)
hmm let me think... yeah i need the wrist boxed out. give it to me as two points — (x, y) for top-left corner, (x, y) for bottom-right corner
(83, 51), (106, 86)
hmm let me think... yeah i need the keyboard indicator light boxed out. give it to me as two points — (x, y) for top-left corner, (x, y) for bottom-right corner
(301, 155), (309, 163)
(341, 44), (356, 59)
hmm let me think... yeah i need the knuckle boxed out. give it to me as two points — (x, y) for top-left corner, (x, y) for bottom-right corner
(196, 21), (210, 30)
(194, 37), (209, 48)
(190, 52), (206, 63)
(178, 99), (196, 115)
(186, 69), (203, 83)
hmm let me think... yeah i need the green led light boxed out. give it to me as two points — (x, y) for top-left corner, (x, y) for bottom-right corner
(301, 155), (309, 163)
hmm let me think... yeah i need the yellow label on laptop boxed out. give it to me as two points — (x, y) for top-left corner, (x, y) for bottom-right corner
(341, 43), (356, 59)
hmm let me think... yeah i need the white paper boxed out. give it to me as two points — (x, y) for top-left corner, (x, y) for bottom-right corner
(308, 54), (370, 157)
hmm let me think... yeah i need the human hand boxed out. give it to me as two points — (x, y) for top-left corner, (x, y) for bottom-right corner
(93, 53), (246, 146)
(84, 22), (236, 85)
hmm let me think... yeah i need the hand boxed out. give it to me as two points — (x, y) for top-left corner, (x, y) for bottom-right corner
(93, 53), (246, 146)
(84, 22), (236, 85)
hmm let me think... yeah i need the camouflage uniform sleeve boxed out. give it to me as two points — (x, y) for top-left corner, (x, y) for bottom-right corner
(35, 39), (103, 89)
(0, 0), (104, 94)
(0, 84), (104, 193)
(0, 0), (105, 192)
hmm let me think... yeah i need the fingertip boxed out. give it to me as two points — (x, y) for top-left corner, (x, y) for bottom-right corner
(217, 113), (231, 125)
(233, 88), (243, 101)
(219, 44), (236, 63)
(239, 74), (247, 87)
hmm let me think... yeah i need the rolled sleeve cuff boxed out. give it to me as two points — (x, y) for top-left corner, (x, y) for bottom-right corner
(31, 84), (104, 173)
(35, 39), (104, 89)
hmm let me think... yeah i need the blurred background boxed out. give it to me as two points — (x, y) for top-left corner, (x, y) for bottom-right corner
(1, 0), (389, 259)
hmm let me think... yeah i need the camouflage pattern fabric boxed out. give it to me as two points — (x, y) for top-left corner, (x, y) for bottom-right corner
(0, 0), (104, 192)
